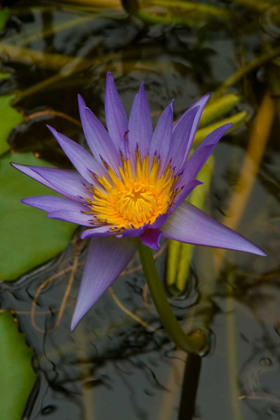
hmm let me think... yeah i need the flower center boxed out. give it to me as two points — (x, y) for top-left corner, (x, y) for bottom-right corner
(85, 152), (179, 231)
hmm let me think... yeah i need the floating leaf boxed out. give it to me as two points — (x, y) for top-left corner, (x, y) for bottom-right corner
(0, 72), (10, 80)
(0, 153), (77, 280)
(0, 312), (36, 420)
(0, 95), (23, 156)
(0, 8), (10, 31)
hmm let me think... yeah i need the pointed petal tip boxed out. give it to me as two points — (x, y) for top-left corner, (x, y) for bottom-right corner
(204, 92), (211, 102)
(70, 236), (139, 330)
(10, 162), (27, 172)
(106, 72), (114, 88)
(77, 93), (86, 108)
(162, 100), (174, 116)
(11, 162), (24, 170)
(194, 92), (212, 106)
(224, 122), (233, 130)
(162, 202), (268, 258)
(216, 122), (233, 134)
(70, 304), (88, 331)
(46, 124), (57, 136)
(139, 81), (145, 91)
(252, 247), (267, 257)
(231, 242), (267, 257)
(70, 316), (79, 332)
(197, 92), (211, 108)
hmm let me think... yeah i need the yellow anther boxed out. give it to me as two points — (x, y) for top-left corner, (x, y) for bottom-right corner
(85, 150), (178, 230)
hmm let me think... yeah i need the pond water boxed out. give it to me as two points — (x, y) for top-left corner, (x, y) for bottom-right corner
(0, 0), (280, 419)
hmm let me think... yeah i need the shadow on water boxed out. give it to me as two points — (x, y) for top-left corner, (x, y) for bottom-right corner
(0, 0), (280, 418)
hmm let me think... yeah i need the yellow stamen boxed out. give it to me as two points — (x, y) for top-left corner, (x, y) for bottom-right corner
(86, 150), (178, 231)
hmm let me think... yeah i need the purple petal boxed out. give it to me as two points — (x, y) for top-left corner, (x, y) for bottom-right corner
(71, 236), (139, 330)
(119, 129), (130, 163)
(80, 226), (114, 239)
(161, 201), (266, 256)
(47, 210), (94, 226)
(151, 213), (170, 229)
(118, 227), (144, 238)
(169, 106), (199, 173)
(173, 93), (211, 131)
(47, 125), (108, 185)
(31, 167), (93, 202)
(140, 229), (163, 250)
(149, 101), (173, 173)
(127, 82), (153, 162)
(82, 214), (170, 241)
(172, 179), (203, 211)
(172, 93), (211, 166)
(22, 195), (87, 213)
(105, 72), (128, 147)
(11, 163), (80, 201)
(177, 124), (232, 189)
(78, 95), (121, 173)
(117, 214), (170, 238)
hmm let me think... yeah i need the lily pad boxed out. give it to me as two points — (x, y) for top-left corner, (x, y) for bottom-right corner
(0, 8), (10, 31)
(0, 153), (77, 280)
(0, 94), (23, 156)
(0, 72), (10, 80)
(0, 312), (36, 420)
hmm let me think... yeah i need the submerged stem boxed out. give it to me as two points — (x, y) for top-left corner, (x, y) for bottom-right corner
(138, 243), (207, 354)
(212, 45), (280, 100)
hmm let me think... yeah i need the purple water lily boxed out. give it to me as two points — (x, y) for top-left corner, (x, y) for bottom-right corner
(12, 73), (265, 331)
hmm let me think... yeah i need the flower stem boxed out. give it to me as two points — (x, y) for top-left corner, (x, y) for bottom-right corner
(138, 243), (207, 354)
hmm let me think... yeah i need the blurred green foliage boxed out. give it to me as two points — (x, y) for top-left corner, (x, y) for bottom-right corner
(0, 94), (23, 156)
(0, 313), (36, 420)
(0, 153), (77, 280)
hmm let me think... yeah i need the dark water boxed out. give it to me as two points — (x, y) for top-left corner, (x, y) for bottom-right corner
(1, 0), (280, 419)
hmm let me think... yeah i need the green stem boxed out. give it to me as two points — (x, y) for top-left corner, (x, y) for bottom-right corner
(138, 243), (207, 354)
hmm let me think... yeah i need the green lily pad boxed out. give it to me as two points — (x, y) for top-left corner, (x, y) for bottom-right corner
(0, 8), (10, 31)
(0, 94), (24, 156)
(0, 72), (10, 80)
(0, 153), (77, 280)
(0, 312), (36, 420)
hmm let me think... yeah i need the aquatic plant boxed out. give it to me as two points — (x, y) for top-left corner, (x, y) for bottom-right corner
(12, 73), (265, 351)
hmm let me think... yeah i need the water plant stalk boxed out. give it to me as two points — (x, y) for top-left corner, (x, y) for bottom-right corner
(166, 156), (214, 295)
(199, 93), (241, 127)
(147, 0), (232, 19)
(212, 45), (280, 100)
(194, 111), (248, 146)
(138, 243), (207, 354)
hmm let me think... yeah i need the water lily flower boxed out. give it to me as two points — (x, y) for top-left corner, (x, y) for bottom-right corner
(12, 73), (265, 332)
